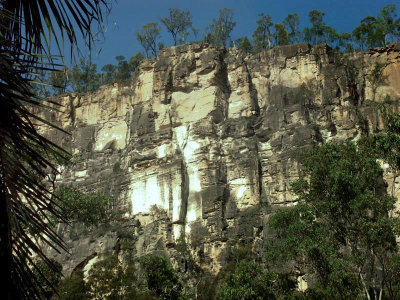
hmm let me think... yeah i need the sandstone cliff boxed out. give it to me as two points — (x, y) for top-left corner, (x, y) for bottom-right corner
(35, 42), (400, 278)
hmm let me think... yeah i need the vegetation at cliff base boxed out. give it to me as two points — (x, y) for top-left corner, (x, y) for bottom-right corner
(140, 255), (184, 300)
(266, 108), (400, 299)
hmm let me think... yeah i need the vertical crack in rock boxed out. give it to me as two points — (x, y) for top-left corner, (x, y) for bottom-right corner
(163, 70), (173, 104)
(244, 61), (260, 116)
(257, 158), (263, 203)
(69, 96), (76, 126)
(215, 49), (231, 120)
(179, 158), (189, 226)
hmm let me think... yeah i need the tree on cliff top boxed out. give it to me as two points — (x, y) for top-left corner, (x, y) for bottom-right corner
(161, 8), (197, 46)
(0, 0), (109, 298)
(204, 8), (236, 47)
(252, 13), (274, 51)
(353, 4), (400, 49)
(283, 13), (301, 44)
(136, 22), (162, 57)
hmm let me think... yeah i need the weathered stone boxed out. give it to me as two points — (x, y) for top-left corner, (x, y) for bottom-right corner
(37, 42), (400, 278)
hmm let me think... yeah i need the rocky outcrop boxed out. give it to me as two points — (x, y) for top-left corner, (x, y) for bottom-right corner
(36, 42), (400, 277)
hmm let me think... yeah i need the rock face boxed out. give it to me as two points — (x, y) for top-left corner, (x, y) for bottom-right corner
(36, 42), (400, 277)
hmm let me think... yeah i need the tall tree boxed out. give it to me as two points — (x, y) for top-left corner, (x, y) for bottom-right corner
(338, 32), (354, 52)
(0, 1), (109, 299)
(205, 8), (236, 48)
(136, 22), (161, 57)
(252, 13), (274, 51)
(377, 4), (399, 45)
(352, 5), (399, 50)
(129, 52), (145, 72)
(101, 63), (117, 85)
(353, 16), (385, 49)
(161, 8), (196, 45)
(267, 142), (400, 299)
(114, 55), (131, 81)
(69, 59), (100, 93)
(273, 23), (289, 46)
(304, 10), (327, 44)
(283, 13), (301, 44)
(48, 69), (69, 96)
(325, 26), (340, 49)
(377, 4), (400, 45)
(235, 36), (253, 52)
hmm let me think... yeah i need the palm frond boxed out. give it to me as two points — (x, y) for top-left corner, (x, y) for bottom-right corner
(0, 1), (111, 298)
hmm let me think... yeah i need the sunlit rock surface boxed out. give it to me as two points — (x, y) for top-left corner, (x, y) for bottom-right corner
(36, 42), (400, 276)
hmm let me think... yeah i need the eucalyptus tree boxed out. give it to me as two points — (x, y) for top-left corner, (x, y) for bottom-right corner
(136, 22), (162, 57)
(283, 13), (301, 44)
(205, 8), (236, 48)
(267, 142), (400, 299)
(352, 4), (399, 49)
(161, 8), (196, 45)
(273, 23), (289, 46)
(252, 13), (274, 51)
(303, 10), (327, 44)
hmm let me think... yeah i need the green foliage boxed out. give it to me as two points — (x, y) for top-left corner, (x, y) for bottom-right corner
(87, 255), (141, 300)
(303, 10), (327, 44)
(100, 53), (145, 85)
(215, 259), (296, 300)
(140, 255), (184, 300)
(353, 4), (400, 49)
(57, 270), (89, 300)
(100, 64), (117, 84)
(129, 52), (145, 71)
(273, 23), (289, 46)
(53, 187), (115, 227)
(161, 8), (196, 45)
(114, 55), (131, 81)
(136, 23), (161, 57)
(69, 58), (100, 93)
(303, 9), (341, 48)
(56, 256), (154, 300)
(252, 13), (274, 51)
(235, 36), (253, 53)
(225, 240), (252, 264)
(359, 105), (400, 197)
(267, 141), (400, 299)
(195, 276), (219, 300)
(367, 62), (388, 95)
(283, 13), (301, 44)
(205, 8), (236, 47)
(215, 259), (274, 300)
(48, 69), (69, 96)
(31, 259), (62, 299)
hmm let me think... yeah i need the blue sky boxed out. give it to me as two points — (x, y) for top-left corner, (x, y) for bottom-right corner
(81, 0), (399, 69)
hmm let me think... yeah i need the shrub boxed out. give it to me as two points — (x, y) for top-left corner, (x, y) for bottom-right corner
(87, 255), (142, 300)
(53, 187), (115, 227)
(31, 259), (62, 299)
(140, 255), (184, 300)
(57, 270), (89, 300)
(215, 259), (295, 300)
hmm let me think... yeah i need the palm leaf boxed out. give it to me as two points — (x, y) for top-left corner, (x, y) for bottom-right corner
(0, 1), (110, 298)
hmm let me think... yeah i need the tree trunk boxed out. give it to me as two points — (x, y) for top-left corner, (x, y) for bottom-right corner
(360, 273), (371, 300)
